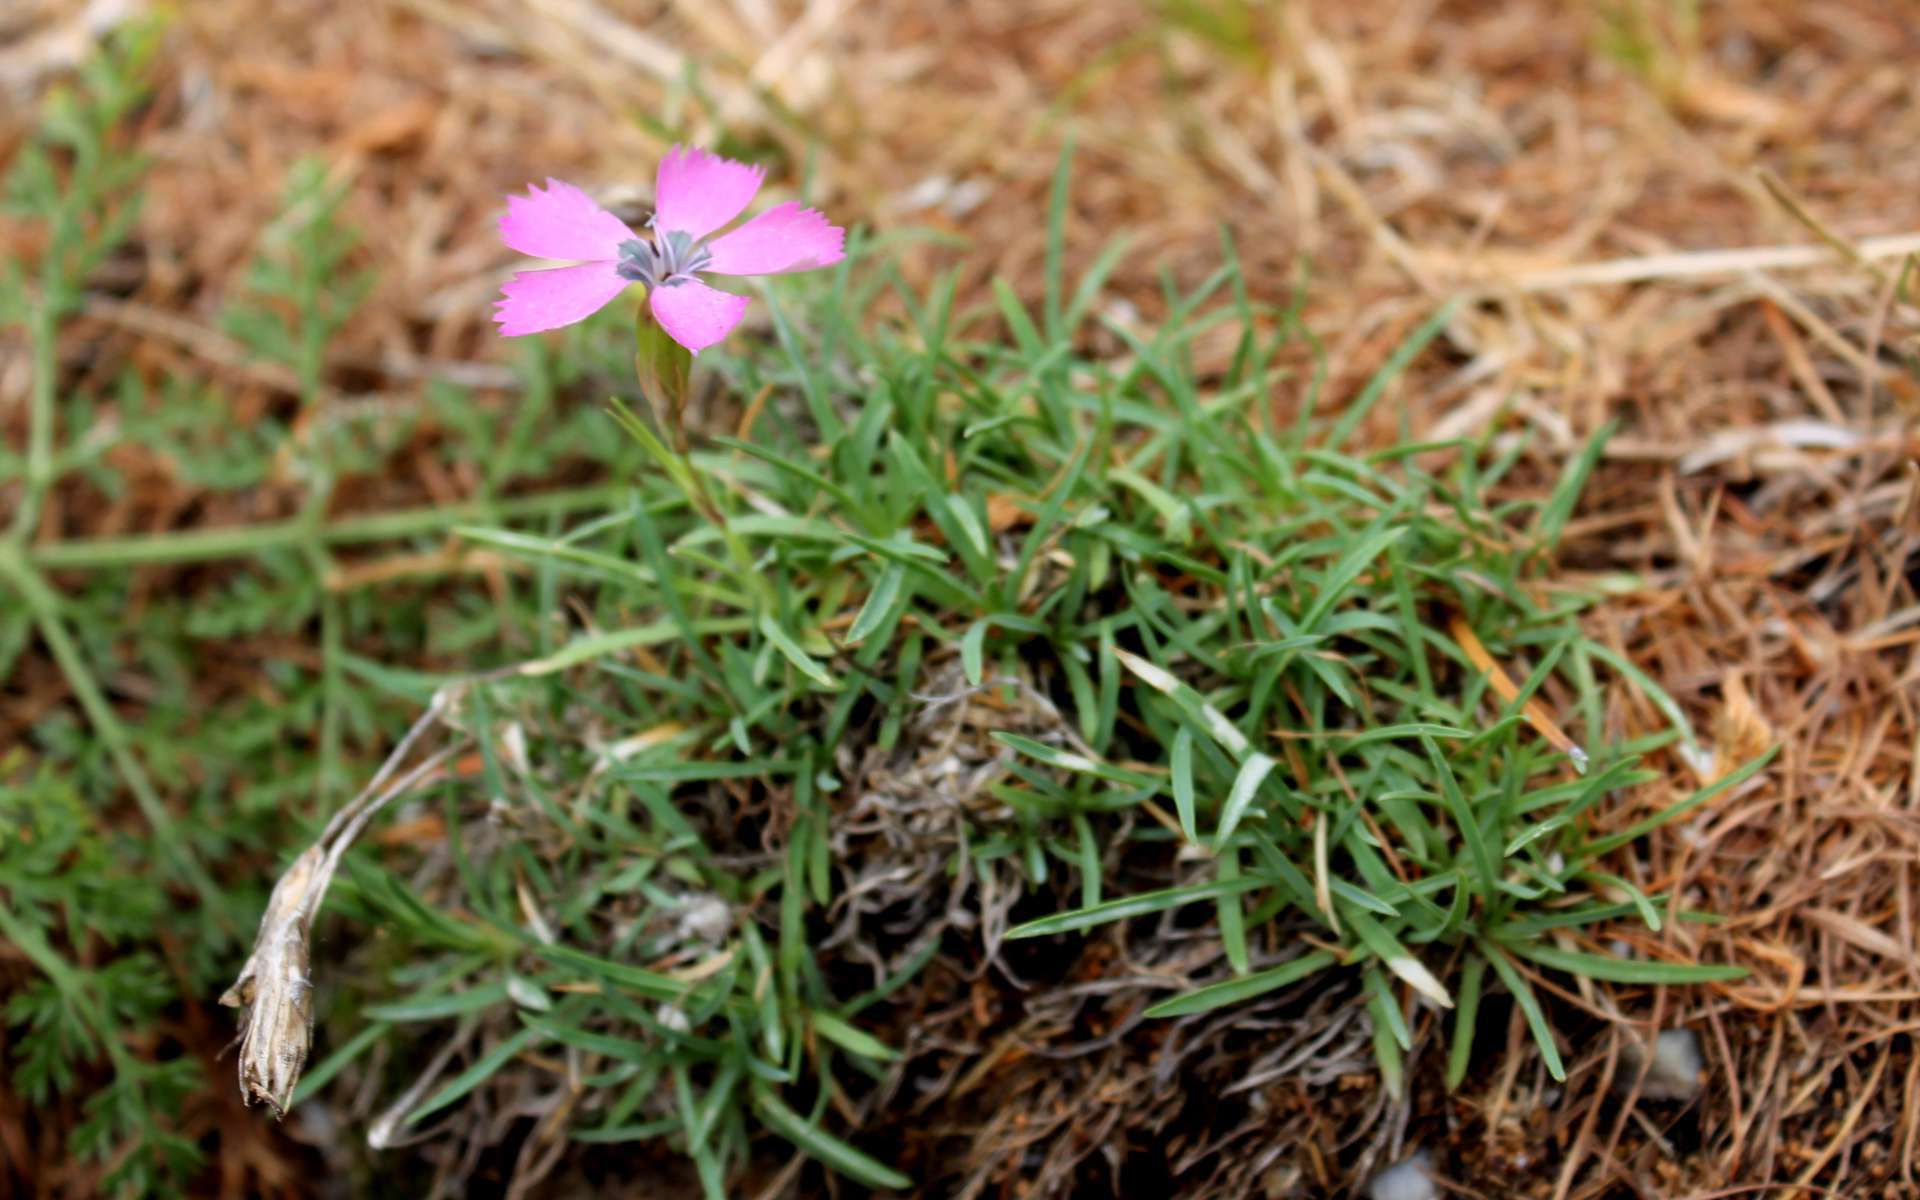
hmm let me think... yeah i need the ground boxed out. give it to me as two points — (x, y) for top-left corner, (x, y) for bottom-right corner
(2, 0), (1918, 1196)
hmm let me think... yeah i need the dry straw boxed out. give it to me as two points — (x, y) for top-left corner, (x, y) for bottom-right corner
(222, 689), (460, 1114)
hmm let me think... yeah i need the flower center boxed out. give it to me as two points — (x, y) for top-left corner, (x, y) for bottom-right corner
(616, 229), (711, 288)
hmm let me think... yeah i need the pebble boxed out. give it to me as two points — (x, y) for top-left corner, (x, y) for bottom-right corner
(675, 894), (732, 944)
(1620, 1028), (1705, 1102)
(1368, 1149), (1437, 1200)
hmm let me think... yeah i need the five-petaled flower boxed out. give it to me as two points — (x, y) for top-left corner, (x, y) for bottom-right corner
(492, 147), (845, 354)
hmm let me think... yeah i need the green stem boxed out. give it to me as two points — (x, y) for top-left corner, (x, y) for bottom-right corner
(0, 549), (228, 923)
(8, 307), (57, 542)
(296, 448), (349, 804)
(26, 484), (629, 570)
(303, 534), (347, 803)
(681, 452), (773, 612)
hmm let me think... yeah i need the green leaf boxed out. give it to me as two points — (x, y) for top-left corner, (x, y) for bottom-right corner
(538, 944), (711, 1005)
(1533, 423), (1615, 549)
(1006, 876), (1268, 939)
(364, 982), (508, 1022)
(994, 732), (1157, 787)
(1214, 752), (1277, 847)
(1170, 727), (1198, 844)
(961, 619), (987, 685)
(758, 613), (842, 691)
(1445, 952), (1486, 1090)
(849, 565), (906, 644)
(1363, 963), (1411, 1051)
(407, 1027), (543, 1125)
(519, 617), (751, 676)
(1481, 943), (1565, 1081)
(1584, 745), (1777, 856)
(1145, 949), (1339, 1018)
(811, 1011), (900, 1062)
(519, 1011), (682, 1063)
(1503, 940), (1747, 984)
(752, 1085), (911, 1190)
(1043, 137), (1073, 340)
(290, 1022), (387, 1108)
(1216, 844), (1248, 975)
(1325, 300), (1455, 450)
(1424, 734), (1496, 898)
(1299, 524), (1408, 631)
(1342, 905), (1451, 1008)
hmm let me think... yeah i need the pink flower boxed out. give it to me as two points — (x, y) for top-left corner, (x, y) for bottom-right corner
(492, 147), (846, 354)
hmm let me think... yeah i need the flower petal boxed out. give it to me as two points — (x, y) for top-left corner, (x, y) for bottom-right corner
(492, 262), (630, 336)
(702, 202), (846, 276)
(648, 277), (749, 355)
(653, 146), (765, 240)
(499, 178), (634, 261)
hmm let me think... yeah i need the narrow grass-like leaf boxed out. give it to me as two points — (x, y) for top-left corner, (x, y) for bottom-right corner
(1343, 906), (1452, 1008)
(1215, 752), (1277, 847)
(1216, 844), (1248, 975)
(960, 619), (987, 686)
(752, 1086), (911, 1190)
(538, 944), (705, 1005)
(758, 613), (842, 691)
(521, 1012), (671, 1063)
(1503, 940), (1746, 984)
(1481, 943), (1565, 1081)
(1445, 951), (1487, 1090)
(407, 1027), (542, 1124)
(1145, 949), (1339, 1018)
(811, 1010), (900, 1062)
(1584, 746), (1777, 856)
(520, 618), (751, 676)
(1369, 992), (1406, 1098)
(848, 565), (905, 644)
(1325, 301), (1455, 451)
(1043, 137), (1072, 341)
(1006, 876), (1267, 939)
(572, 1118), (681, 1144)
(1170, 727), (1198, 844)
(1363, 963), (1412, 1051)
(994, 732), (1157, 787)
(1532, 423), (1614, 549)
(1578, 870), (1662, 931)
(1581, 639), (1701, 753)
(289, 1022), (387, 1108)
(1425, 734), (1496, 899)
(365, 982), (507, 1022)
(1299, 524), (1408, 632)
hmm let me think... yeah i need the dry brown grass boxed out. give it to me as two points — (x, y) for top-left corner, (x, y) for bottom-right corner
(5, 0), (1920, 1195)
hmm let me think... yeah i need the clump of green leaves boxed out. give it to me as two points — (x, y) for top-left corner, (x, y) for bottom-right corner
(265, 150), (1756, 1193)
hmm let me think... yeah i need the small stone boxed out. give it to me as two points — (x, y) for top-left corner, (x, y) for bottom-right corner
(1620, 1028), (1704, 1101)
(655, 1003), (691, 1034)
(1368, 1149), (1437, 1200)
(675, 894), (732, 944)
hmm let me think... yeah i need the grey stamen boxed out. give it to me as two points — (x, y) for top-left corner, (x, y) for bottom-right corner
(616, 230), (712, 288)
